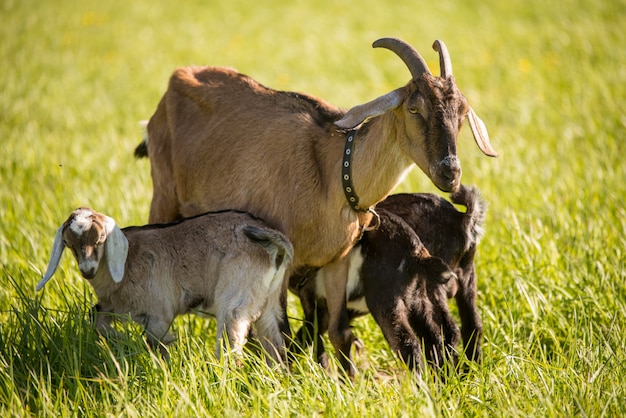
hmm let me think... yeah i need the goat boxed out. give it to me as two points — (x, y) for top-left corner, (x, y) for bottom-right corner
(37, 208), (294, 363)
(135, 37), (497, 341)
(377, 185), (487, 364)
(290, 185), (486, 376)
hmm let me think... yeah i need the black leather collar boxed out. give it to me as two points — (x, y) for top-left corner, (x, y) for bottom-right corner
(342, 129), (368, 213)
(341, 129), (381, 231)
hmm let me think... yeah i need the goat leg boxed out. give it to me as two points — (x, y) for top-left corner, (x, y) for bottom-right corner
(292, 283), (319, 347)
(408, 296), (450, 371)
(454, 265), (482, 363)
(216, 310), (252, 365)
(322, 258), (357, 377)
(277, 278), (293, 356)
(255, 294), (289, 365)
(372, 301), (423, 373)
(298, 299), (331, 370)
(427, 285), (461, 369)
(144, 315), (176, 361)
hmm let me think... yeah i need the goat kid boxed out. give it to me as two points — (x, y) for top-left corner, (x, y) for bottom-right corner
(38, 208), (293, 364)
(377, 185), (487, 363)
(291, 185), (486, 376)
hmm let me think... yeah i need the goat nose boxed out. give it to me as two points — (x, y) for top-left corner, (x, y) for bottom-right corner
(79, 263), (98, 279)
(440, 156), (461, 180)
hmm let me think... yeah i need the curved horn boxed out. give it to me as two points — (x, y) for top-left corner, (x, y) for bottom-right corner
(373, 38), (431, 79)
(432, 39), (453, 78)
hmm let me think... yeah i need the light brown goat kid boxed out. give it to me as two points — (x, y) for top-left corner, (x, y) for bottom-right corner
(135, 38), (497, 342)
(38, 208), (293, 363)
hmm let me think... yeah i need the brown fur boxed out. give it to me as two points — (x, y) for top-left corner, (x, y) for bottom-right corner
(141, 48), (485, 269)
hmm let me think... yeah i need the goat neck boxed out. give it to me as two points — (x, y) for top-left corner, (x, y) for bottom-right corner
(85, 250), (122, 304)
(345, 113), (415, 210)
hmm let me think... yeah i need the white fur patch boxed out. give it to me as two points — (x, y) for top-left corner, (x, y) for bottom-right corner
(346, 249), (369, 314)
(347, 297), (369, 314)
(314, 270), (326, 298)
(261, 267), (276, 289)
(345, 250), (364, 298)
(398, 258), (406, 272)
(312, 248), (369, 313)
(70, 208), (95, 234)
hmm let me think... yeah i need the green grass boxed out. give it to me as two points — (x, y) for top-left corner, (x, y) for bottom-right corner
(2, 0), (625, 416)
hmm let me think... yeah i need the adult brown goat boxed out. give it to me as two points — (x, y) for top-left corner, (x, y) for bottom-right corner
(135, 37), (497, 340)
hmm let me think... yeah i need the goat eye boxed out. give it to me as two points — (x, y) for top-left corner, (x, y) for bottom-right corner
(408, 107), (419, 114)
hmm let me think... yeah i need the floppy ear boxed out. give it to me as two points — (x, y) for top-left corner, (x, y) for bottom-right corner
(467, 107), (498, 157)
(37, 225), (65, 291)
(103, 216), (128, 283)
(421, 257), (457, 284)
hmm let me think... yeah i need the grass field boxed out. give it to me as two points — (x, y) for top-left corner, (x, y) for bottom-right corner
(1, 0), (625, 416)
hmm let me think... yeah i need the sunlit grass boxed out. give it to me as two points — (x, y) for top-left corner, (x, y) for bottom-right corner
(1, 0), (625, 416)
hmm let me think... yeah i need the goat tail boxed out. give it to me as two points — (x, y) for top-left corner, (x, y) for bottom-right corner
(242, 226), (294, 271)
(449, 185), (487, 245)
(134, 121), (149, 158)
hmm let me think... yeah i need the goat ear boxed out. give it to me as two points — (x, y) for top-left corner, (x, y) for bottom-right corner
(422, 257), (457, 284)
(467, 107), (498, 157)
(37, 225), (65, 291)
(335, 89), (404, 130)
(103, 216), (128, 283)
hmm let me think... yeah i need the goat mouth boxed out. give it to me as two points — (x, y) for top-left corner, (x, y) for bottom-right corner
(430, 171), (461, 193)
(430, 161), (461, 192)
(81, 270), (96, 280)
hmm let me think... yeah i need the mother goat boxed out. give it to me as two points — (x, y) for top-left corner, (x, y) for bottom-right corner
(136, 38), (496, 270)
(136, 38), (497, 343)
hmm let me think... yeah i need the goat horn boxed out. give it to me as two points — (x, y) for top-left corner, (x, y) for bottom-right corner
(432, 40), (453, 78)
(373, 38), (431, 79)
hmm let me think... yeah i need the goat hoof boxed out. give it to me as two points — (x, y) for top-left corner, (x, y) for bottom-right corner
(353, 338), (365, 353)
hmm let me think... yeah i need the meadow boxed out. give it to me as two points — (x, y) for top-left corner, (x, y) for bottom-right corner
(1, 0), (625, 416)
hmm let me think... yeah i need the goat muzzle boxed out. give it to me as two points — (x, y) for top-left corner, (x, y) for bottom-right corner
(78, 258), (99, 280)
(431, 156), (462, 192)
(80, 268), (97, 280)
